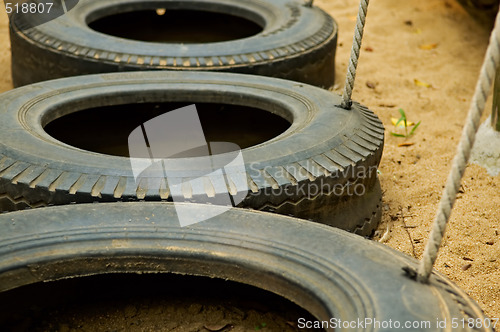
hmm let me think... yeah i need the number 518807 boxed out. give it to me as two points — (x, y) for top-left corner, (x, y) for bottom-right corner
(5, 2), (54, 14)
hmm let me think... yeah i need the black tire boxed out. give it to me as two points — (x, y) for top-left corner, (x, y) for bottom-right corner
(0, 203), (492, 331)
(9, 0), (337, 88)
(0, 71), (384, 235)
(456, 0), (499, 26)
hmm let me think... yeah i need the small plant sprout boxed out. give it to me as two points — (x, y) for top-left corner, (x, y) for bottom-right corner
(390, 108), (421, 138)
(255, 322), (267, 330)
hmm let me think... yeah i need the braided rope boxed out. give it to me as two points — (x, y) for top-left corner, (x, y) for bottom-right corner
(492, 76), (500, 131)
(341, 0), (370, 110)
(417, 11), (500, 283)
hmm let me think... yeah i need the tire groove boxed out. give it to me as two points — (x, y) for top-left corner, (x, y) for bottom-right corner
(0, 162), (29, 181)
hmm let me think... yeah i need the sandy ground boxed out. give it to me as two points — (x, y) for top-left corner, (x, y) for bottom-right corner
(0, 0), (499, 329)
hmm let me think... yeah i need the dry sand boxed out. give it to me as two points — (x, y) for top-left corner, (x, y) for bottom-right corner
(0, 0), (499, 328)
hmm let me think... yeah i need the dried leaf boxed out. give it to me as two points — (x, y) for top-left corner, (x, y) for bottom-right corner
(419, 43), (438, 50)
(398, 142), (415, 147)
(414, 79), (432, 88)
(391, 117), (414, 127)
(365, 46), (374, 52)
(366, 81), (376, 89)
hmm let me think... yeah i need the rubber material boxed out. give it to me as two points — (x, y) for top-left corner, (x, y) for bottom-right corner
(0, 71), (384, 235)
(456, 0), (499, 27)
(0, 203), (491, 331)
(10, 0), (337, 88)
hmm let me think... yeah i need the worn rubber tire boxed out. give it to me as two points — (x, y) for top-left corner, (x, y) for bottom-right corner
(10, 0), (337, 88)
(0, 71), (384, 235)
(456, 0), (499, 27)
(0, 203), (492, 331)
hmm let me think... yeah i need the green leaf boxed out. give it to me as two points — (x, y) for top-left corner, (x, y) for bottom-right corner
(409, 121), (421, 136)
(390, 132), (406, 137)
(397, 108), (407, 129)
(398, 108), (407, 121)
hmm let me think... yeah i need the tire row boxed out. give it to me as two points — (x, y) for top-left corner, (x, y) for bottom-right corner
(0, 1), (491, 330)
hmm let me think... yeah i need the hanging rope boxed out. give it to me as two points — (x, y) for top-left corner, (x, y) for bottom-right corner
(341, 0), (370, 110)
(416, 11), (500, 283)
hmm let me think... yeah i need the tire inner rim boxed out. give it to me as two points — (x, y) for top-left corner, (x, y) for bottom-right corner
(0, 273), (323, 331)
(87, 4), (265, 44)
(44, 102), (292, 158)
